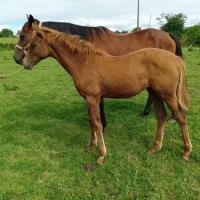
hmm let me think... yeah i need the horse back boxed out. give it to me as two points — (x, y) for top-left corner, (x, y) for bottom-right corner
(88, 28), (176, 56)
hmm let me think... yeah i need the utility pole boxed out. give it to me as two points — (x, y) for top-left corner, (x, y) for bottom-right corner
(137, 0), (140, 30)
(149, 15), (152, 28)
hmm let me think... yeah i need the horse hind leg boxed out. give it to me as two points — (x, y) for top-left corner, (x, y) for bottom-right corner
(139, 89), (153, 117)
(100, 99), (107, 133)
(166, 97), (192, 160)
(148, 90), (167, 155)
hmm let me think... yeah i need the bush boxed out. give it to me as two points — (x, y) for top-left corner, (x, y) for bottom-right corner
(0, 43), (15, 51)
(157, 13), (187, 39)
(183, 24), (200, 45)
(132, 27), (142, 32)
(0, 28), (14, 38)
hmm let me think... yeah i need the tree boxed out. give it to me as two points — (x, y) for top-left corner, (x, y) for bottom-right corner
(157, 13), (187, 39)
(121, 30), (128, 34)
(115, 30), (121, 34)
(0, 28), (14, 37)
(132, 27), (141, 32)
(114, 30), (128, 34)
(184, 24), (200, 45)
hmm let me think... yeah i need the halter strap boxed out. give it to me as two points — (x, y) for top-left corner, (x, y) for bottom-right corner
(15, 43), (31, 54)
(39, 21), (42, 28)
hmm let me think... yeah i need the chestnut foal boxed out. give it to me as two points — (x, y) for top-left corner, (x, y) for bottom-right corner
(19, 25), (192, 164)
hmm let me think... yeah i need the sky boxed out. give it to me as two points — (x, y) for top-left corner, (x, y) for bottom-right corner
(0, 0), (199, 33)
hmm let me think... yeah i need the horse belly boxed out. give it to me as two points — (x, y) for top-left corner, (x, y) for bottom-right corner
(102, 79), (147, 98)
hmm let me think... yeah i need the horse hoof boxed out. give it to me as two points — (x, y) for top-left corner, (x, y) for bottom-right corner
(139, 112), (149, 118)
(84, 145), (96, 153)
(148, 148), (157, 155)
(183, 150), (191, 161)
(183, 155), (189, 161)
(96, 157), (104, 165)
(148, 145), (161, 155)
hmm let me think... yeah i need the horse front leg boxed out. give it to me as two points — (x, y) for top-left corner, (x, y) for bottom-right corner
(86, 96), (106, 165)
(85, 111), (97, 153)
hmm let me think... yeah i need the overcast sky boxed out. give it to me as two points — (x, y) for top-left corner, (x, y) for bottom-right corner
(0, 0), (199, 33)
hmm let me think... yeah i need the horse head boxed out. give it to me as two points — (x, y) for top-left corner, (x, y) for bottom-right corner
(14, 14), (40, 65)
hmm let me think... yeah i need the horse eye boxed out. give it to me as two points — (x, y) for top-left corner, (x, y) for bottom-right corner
(20, 34), (24, 41)
(31, 44), (36, 49)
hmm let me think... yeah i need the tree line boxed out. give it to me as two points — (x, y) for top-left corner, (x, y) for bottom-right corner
(157, 13), (200, 46)
(0, 28), (14, 37)
(116, 13), (200, 46)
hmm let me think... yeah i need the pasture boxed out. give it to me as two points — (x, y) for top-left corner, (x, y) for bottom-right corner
(0, 38), (18, 44)
(0, 42), (200, 199)
(0, 38), (17, 51)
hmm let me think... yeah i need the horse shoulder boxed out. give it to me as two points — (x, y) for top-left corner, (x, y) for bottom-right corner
(74, 64), (102, 97)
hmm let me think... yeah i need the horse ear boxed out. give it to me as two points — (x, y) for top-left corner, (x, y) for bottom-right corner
(28, 14), (35, 26)
(32, 23), (44, 39)
(34, 19), (40, 26)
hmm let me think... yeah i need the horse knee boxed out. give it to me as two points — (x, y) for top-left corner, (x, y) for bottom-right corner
(174, 112), (186, 125)
(93, 121), (103, 133)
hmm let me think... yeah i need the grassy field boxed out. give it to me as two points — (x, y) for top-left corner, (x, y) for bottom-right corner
(0, 38), (18, 51)
(0, 37), (18, 44)
(0, 46), (200, 200)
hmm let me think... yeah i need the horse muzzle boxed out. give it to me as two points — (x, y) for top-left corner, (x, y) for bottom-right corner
(13, 55), (23, 65)
(22, 59), (33, 70)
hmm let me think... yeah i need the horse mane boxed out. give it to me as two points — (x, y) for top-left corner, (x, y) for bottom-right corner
(41, 27), (105, 56)
(41, 21), (109, 39)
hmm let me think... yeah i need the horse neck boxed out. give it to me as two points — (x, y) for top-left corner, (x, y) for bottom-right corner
(46, 34), (87, 77)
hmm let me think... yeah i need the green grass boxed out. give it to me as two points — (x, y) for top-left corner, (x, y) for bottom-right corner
(0, 37), (18, 51)
(0, 37), (18, 44)
(0, 47), (200, 200)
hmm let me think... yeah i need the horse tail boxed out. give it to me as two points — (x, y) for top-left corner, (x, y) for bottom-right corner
(169, 33), (183, 57)
(176, 61), (189, 112)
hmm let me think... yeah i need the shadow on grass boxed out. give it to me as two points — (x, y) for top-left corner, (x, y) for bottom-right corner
(1, 98), (157, 150)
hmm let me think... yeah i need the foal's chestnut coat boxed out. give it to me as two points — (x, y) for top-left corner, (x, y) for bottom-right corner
(21, 26), (192, 164)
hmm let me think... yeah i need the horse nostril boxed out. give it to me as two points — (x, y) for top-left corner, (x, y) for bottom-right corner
(13, 56), (22, 65)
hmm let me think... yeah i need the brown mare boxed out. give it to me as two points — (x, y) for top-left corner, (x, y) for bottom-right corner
(18, 24), (192, 165)
(14, 15), (182, 131)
